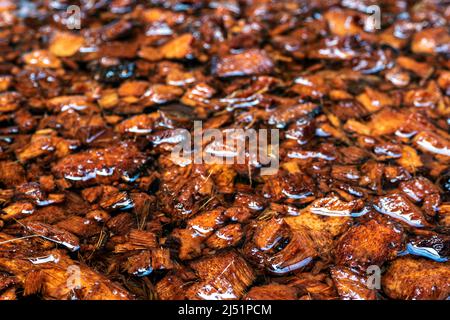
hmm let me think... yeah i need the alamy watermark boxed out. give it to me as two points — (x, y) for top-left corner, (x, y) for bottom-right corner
(170, 121), (279, 175)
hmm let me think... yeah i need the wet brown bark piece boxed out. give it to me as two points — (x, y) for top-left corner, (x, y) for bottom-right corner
(330, 267), (377, 300)
(244, 283), (298, 300)
(213, 49), (274, 78)
(187, 251), (255, 300)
